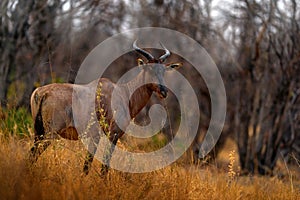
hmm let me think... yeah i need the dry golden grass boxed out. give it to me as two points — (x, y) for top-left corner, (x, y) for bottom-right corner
(0, 133), (299, 200)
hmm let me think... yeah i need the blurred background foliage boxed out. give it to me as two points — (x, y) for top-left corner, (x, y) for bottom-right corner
(0, 0), (299, 175)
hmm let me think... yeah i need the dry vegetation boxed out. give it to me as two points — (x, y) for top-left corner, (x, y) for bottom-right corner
(0, 131), (299, 200)
(1, 0), (300, 199)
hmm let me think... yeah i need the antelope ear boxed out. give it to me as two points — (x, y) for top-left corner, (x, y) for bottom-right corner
(166, 62), (183, 70)
(137, 58), (144, 66)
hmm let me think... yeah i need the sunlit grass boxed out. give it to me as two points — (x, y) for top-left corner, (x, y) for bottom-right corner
(0, 108), (299, 200)
(0, 133), (298, 200)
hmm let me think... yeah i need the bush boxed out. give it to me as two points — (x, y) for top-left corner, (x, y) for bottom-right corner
(0, 107), (33, 137)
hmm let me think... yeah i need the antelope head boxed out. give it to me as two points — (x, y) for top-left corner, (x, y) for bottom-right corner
(133, 40), (182, 98)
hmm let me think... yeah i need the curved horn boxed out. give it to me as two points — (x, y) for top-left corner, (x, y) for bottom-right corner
(133, 40), (154, 61)
(159, 42), (170, 62)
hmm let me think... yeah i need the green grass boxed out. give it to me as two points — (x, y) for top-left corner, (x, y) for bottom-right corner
(0, 107), (33, 137)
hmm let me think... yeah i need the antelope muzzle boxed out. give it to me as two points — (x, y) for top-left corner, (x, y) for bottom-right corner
(159, 84), (168, 98)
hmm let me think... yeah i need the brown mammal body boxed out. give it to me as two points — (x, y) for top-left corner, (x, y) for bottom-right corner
(29, 41), (182, 174)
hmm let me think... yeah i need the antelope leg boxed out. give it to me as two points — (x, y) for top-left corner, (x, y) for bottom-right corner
(83, 134), (100, 175)
(101, 128), (122, 175)
(29, 135), (51, 163)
